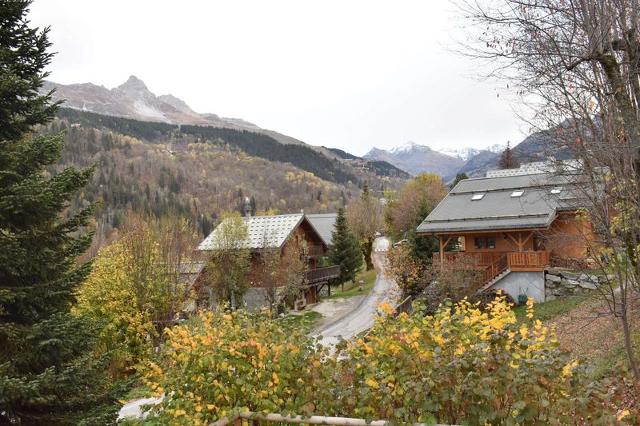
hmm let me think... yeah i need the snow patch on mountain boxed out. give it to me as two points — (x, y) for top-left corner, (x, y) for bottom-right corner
(435, 144), (506, 161)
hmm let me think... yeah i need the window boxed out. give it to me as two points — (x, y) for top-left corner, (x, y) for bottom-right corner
(474, 236), (496, 249)
(471, 193), (485, 201)
(550, 187), (562, 194)
(511, 189), (524, 197)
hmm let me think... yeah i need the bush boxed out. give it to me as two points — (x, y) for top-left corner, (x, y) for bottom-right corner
(143, 309), (327, 424)
(142, 297), (617, 425)
(336, 297), (615, 425)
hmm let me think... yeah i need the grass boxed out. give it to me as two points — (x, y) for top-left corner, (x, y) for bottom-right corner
(513, 293), (592, 323)
(276, 310), (322, 332)
(327, 269), (377, 299)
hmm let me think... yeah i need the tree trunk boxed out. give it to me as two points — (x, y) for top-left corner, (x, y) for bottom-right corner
(620, 309), (640, 381)
(363, 238), (374, 271)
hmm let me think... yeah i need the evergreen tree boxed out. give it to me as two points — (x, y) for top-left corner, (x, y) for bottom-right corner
(0, 2), (114, 423)
(451, 172), (468, 188)
(249, 195), (257, 216)
(498, 142), (519, 169)
(329, 208), (363, 286)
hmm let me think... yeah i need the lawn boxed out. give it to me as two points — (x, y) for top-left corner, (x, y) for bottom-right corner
(276, 310), (322, 332)
(513, 293), (592, 323)
(327, 269), (377, 299)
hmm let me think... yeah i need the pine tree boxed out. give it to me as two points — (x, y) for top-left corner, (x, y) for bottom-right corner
(498, 142), (519, 169)
(0, 2), (113, 423)
(329, 208), (363, 286)
(451, 172), (468, 188)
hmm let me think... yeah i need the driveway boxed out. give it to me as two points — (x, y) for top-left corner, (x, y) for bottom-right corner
(313, 246), (399, 346)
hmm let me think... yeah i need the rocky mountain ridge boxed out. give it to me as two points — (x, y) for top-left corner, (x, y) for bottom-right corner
(42, 76), (305, 146)
(365, 128), (571, 180)
(364, 143), (465, 180)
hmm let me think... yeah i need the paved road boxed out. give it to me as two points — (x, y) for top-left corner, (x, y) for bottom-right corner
(314, 242), (399, 346)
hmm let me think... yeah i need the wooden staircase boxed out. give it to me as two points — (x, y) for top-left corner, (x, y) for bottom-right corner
(475, 251), (550, 293)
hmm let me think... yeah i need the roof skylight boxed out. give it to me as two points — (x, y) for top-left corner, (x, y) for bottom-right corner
(471, 193), (485, 201)
(511, 189), (524, 197)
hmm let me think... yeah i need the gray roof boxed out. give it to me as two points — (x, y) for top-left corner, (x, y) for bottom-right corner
(417, 173), (582, 234)
(306, 213), (338, 247)
(198, 214), (305, 251)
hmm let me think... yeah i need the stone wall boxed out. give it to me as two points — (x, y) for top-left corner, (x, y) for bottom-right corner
(544, 267), (599, 300)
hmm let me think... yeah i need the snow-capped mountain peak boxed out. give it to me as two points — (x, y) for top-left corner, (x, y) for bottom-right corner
(389, 141), (434, 154)
(435, 144), (506, 161)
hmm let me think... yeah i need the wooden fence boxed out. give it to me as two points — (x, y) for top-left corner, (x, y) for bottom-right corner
(211, 411), (452, 426)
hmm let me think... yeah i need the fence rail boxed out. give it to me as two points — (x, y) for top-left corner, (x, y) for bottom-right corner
(393, 296), (413, 317)
(211, 411), (451, 426)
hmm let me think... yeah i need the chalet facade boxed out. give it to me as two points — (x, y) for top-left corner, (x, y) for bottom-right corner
(197, 213), (339, 310)
(417, 168), (594, 302)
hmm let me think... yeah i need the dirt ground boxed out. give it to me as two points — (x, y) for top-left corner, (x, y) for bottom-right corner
(547, 294), (639, 360)
(546, 291), (640, 420)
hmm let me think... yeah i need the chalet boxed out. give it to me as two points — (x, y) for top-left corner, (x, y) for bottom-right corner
(196, 213), (339, 310)
(417, 167), (594, 302)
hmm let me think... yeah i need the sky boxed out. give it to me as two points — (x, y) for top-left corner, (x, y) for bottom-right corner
(28, 0), (527, 156)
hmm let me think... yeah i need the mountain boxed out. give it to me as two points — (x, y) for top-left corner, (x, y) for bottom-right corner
(326, 147), (411, 178)
(457, 126), (573, 177)
(364, 142), (464, 179)
(39, 76), (409, 256)
(42, 76), (308, 147)
(47, 109), (406, 258)
(436, 144), (505, 162)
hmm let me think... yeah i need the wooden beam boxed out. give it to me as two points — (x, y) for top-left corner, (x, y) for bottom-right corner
(505, 233), (520, 249)
(520, 232), (534, 249)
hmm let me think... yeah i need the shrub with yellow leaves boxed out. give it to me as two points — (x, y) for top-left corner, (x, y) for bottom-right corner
(142, 309), (330, 425)
(141, 297), (618, 425)
(333, 295), (616, 425)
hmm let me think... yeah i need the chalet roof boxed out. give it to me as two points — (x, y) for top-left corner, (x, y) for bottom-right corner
(306, 213), (338, 247)
(198, 214), (306, 251)
(417, 172), (582, 234)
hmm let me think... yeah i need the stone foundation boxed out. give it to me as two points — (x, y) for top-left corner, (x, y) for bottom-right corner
(544, 268), (599, 300)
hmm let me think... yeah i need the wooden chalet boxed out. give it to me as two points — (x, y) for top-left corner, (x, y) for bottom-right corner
(417, 169), (594, 302)
(197, 213), (340, 309)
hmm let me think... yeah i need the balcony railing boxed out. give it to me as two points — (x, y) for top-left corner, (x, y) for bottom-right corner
(305, 265), (340, 284)
(433, 251), (549, 271)
(507, 251), (549, 270)
(433, 251), (503, 267)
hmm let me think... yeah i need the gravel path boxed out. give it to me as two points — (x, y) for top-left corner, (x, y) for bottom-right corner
(313, 246), (399, 346)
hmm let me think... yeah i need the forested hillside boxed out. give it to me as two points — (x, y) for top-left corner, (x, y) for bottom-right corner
(44, 110), (403, 255)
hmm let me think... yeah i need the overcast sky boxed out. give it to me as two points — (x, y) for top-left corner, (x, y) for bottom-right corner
(28, 0), (527, 156)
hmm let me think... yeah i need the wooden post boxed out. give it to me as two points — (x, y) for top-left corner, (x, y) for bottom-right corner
(439, 236), (444, 272)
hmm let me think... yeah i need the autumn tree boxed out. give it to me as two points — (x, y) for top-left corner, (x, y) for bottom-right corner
(329, 207), (363, 287)
(75, 216), (199, 376)
(385, 173), (446, 261)
(253, 233), (308, 312)
(460, 0), (640, 380)
(346, 183), (382, 270)
(497, 142), (519, 169)
(203, 212), (251, 309)
(277, 235), (309, 307)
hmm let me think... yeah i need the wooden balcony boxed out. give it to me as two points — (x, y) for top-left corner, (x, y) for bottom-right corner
(305, 265), (340, 284)
(433, 250), (550, 290)
(433, 250), (549, 271)
(506, 251), (550, 271)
